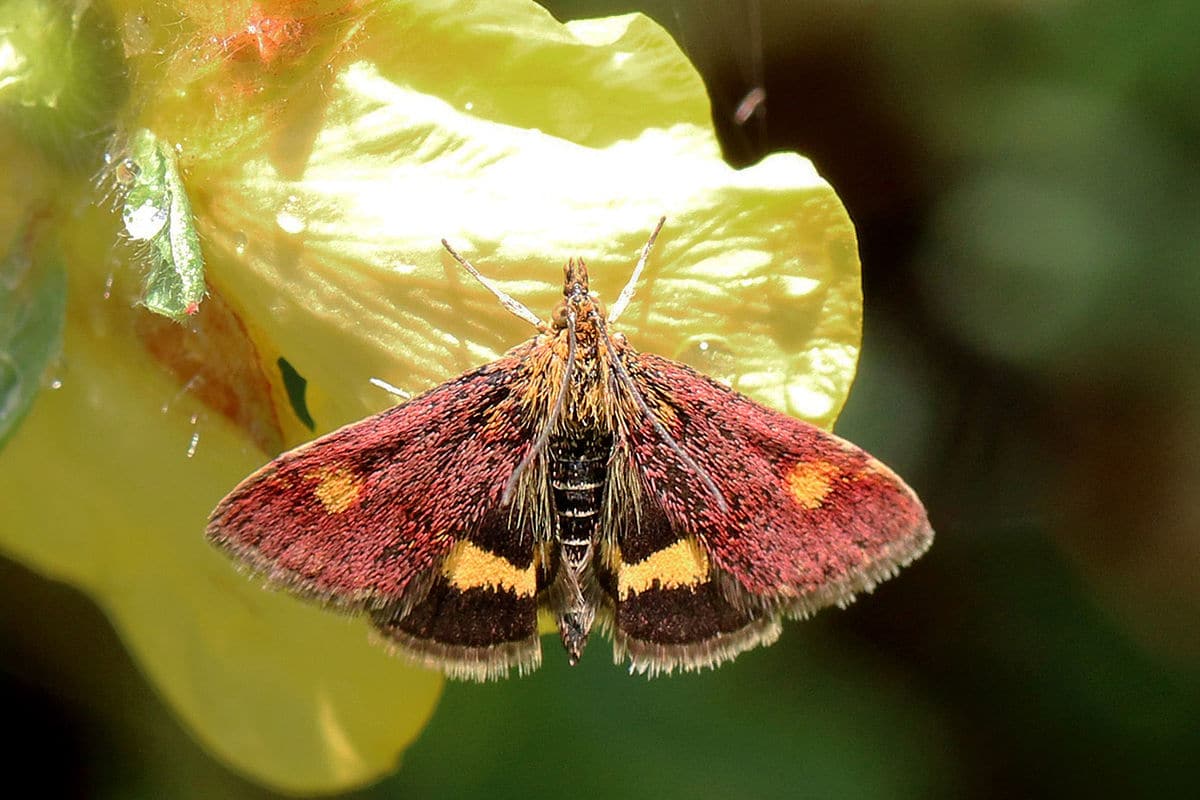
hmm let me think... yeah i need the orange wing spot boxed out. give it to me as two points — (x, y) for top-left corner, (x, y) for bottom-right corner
(305, 465), (364, 514)
(785, 460), (841, 509)
(442, 541), (536, 597)
(618, 538), (710, 598)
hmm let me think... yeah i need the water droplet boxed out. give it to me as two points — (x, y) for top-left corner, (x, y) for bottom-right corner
(275, 211), (304, 234)
(121, 11), (154, 57)
(464, 100), (474, 111)
(0, 354), (22, 421)
(48, 378), (63, 390)
(186, 430), (201, 458)
(674, 335), (736, 384)
(233, 231), (248, 255)
(275, 195), (306, 234)
(124, 201), (168, 240)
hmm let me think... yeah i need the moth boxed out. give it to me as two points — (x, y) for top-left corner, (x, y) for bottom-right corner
(207, 219), (933, 679)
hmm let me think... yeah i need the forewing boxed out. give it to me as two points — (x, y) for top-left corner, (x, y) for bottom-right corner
(622, 352), (933, 618)
(207, 342), (546, 677)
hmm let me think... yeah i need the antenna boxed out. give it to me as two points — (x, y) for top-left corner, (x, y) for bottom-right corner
(608, 217), (666, 324)
(441, 239), (546, 330)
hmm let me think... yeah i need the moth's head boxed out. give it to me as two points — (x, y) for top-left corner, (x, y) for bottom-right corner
(551, 257), (606, 331)
(563, 257), (590, 296)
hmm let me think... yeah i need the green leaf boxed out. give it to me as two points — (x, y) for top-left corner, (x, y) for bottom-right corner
(116, 128), (206, 321)
(0, 222), (65, 451)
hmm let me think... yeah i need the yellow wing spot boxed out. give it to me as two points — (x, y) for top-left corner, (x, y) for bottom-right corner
(785, 460), (841, 509)
(306, 465), (364, 514)
(618, 538), (710, 599)
(442, 541), (536, 597)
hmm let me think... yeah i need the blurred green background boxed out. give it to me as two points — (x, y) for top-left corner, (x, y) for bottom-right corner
(4, 1), (1199, 797)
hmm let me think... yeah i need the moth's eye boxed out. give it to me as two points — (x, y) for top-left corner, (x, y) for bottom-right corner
(551, 303), (569, 329)
(590, 296), (607, 319)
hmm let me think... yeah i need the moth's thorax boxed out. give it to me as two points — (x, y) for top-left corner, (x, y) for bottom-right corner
(536, 266), (633, 433)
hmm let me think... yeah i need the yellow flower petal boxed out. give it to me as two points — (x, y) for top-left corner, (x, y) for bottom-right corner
(1, 0), (861, 793)
(0, 199), (442, 793)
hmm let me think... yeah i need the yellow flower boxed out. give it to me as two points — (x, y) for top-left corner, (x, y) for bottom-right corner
(0, 0), (860, 792)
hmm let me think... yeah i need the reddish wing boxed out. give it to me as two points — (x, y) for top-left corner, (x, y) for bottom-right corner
(206, 342), (539, 609)
(624, 352), (933, 616)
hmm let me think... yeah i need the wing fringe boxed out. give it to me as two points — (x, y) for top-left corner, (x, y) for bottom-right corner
(371, 628), (543, 681)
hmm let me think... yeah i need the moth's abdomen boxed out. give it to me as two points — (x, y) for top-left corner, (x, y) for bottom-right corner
(548, 432), (611, 567)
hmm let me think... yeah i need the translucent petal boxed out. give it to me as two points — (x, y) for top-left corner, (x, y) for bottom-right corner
(0, 0), (861, 792)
